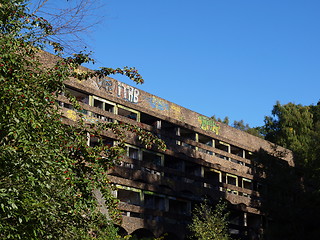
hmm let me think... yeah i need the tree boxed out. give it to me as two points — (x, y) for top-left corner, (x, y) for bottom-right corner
(211, 115), (264, 138)
(232, 120), (264, 138)
(211, 115), (230, 125)
(264, 101), (314, 166)
(0, 0), (164, 239)
(262, 101), (320, 239)
(188, 200), (232, 240)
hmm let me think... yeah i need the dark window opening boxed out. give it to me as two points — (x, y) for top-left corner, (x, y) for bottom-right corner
(164, 172), (183, 182)
(105, 103), (114, 112)
(229, 211), (242, 225)
(164, 156), (184, 171)
(185, 161), (201, 176)
(63, 102), (74, 110)
(93, 99), (103, 109)
(90, 136), (114, 148)
(215, 140), (229, 152)
(144, 194), (165, 211)
(179, 127), (195, 141)
(118, 107), (137, 121)
(140, 112), (159, 127)
(169, 199), (189, 215)
(142, 151), (162, 166)
(198, 134), (213, 146)
(93, 99), (114, 112)
(231, 145), (243, 157)
(227, 175), (237, 186)
(243, 179), (252, 190)
(245, 151), (254, 160)
(128, 146), (139, 160)
(117, 189), (140, 206)
(161, 120), (177, 132)
(203, 168), (220, 185)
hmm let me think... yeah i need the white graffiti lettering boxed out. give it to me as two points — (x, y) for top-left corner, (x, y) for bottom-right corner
(117, 82), (139, 103)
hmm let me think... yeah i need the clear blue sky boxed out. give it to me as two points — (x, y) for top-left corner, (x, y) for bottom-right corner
(39, 0), (320, 127)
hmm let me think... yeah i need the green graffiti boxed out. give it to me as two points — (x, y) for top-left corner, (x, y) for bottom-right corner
(198, 116), (220, 134)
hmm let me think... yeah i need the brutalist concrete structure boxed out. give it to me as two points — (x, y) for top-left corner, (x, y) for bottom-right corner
(58, 72), (294, 240)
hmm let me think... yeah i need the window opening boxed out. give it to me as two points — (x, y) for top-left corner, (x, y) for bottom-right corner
(118, 105), (140, 121)
(142, 150), (163, 166)
(226, 174), (238, 186)
(126, 145), (140, 160)
(179, 127), (195, 141)
(144, 193), (165, 211)
(198, 134), (213, 146)
(242, 178), (252, 190)
(66, 87), (89, 105)
(63, 88), (89, 114)
(140, 112), (160, 127)
(169, 199), (189, 215)
(245, 151), (254, 160)
(185, 161), (201, 176)
(117, 189), (141, 206)
(91, 96), (115, 122)
(93, 98), (103, 109)
(89, 136), (114, 148)
(215, 140), (230, 153)
(161, 120), (177, 132)
(164, 156), (184, 171)
(204, 168), (221, 184)
(231, 145), (244, 157)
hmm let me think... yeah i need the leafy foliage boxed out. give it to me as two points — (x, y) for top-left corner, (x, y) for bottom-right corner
(211, 115), (230, 125)
(0, 0), (164, 239)
(261, 101), (320, 239)
(232, 119), (264, 138)
(211, 115), (264, 138)
(188, 200), (232, 240)
(264, 101), (314, 166)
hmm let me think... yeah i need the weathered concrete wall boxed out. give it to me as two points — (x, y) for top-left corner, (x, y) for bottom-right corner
(79, 76), (293, 166)
(40, 50), (293, 165)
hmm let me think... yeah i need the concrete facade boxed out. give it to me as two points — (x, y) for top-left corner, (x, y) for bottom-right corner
(59, 72), (294, 240)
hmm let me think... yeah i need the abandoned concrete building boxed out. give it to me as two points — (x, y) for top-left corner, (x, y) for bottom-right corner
(58, 72), (294, 240)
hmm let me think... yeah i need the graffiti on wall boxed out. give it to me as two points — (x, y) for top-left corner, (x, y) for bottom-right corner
(171, 104), (185, 121)
(97, 78), (113, 93)
(94, 78), (140, 103)
(66, 110), (100, 124)
(145, 96), (169, 111)
(66, 110), (77, 121)
(95, 77), (113, 94)
(198, 116), (220, 135)
(117, 82), (140, 103)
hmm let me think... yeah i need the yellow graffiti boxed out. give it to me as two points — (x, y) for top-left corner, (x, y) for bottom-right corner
(66, 110), (77, 121)
(198, 116), (220, 135)
(171, 104), (185, 121)
(66, 110), (99, 123)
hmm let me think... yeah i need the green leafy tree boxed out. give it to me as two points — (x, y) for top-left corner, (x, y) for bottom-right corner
(211, 115), (230, 125)
(264, 101), (314, 166)
(262, 101), (320, 239)
(232, 120), (264, 138)
(0, 0), (164, 239)
(189, 200), (232, 240)
(211, 115), (264, 138)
